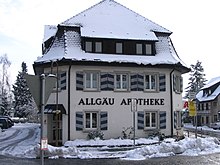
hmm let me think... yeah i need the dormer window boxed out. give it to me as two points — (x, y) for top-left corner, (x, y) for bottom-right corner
(116, 42), (123, 54)
(95, 42), (102, 53)
(136, 43), (152, 55)
(85, 41), (92, 52)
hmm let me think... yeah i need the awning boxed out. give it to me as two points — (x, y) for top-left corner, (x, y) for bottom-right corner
(44, 104), (66, 114)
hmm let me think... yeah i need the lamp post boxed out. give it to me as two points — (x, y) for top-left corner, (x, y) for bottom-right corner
(40, 74), (45, 165)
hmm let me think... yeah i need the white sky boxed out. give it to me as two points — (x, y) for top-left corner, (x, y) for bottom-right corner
(0, 0), (219, 89)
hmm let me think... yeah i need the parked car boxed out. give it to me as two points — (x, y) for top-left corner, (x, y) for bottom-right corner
(210, 122), (220, 129)
(0, 116), (14, 128)
(0, 118), (9, 129)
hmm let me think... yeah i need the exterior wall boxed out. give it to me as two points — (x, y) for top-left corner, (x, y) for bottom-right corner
(42, 65), (184, 144)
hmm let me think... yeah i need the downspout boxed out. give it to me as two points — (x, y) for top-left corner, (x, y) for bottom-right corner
(170, 69), (175, 137)
(68, 62), (72, 140)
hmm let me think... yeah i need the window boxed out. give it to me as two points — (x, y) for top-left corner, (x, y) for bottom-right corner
(145, 112), (157, 129)
(116, 42), (123, 54)
(176, 111), (182, 129)
(145, 44), (152, 55)
(95, 42), (102, 53)
(174, 75), (182, 93)
(85, 112), (98, 129)
(85, 41), (92, 52)
(136, 43), (142, 55)
(115, 73), (129, 90)
(144, 74), (157, 91)
(85, 72), (99, 90)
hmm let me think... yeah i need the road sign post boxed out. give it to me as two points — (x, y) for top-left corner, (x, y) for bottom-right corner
(25, 74), (56, 165)
(131, 99), (137, 147)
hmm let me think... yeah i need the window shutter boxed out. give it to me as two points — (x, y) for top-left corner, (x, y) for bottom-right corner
(100, 73), (114, 91)
(100, 112), (108, 130)
(159, 74), (166, 92)
(159, 111), (166, 129)
(76, 72), (84, 90)
(60, 72), (67, 90)
(137, 111), (144, 129)
(76, 112), (83, 131)
(173, 74), (176, 92)
(174, 111), (177, 129)
(137, 74), (144, 91)
(130, 74), (138, 91)
(180, 76), (183, 93)
(130, 74), (144, 91)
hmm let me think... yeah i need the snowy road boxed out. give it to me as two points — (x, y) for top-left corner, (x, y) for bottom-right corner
(0, 123), (40, 157)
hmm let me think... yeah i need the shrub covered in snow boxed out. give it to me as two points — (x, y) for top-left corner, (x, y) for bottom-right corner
(87, 130), (104, 140)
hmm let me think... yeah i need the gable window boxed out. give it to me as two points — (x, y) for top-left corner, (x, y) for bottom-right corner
(85, 41), (92, 52)
(145, 44), (152, 55)
(115, 73), (129, 90)
(85, 112), (98, 129)
(95, 42), (102, 53)
(136, 43), (143, 55)
(145, 111), (157, 129)
(116, 42), (123, 54)
(85, 72), (99, 90)
(144, 74), (157, 91)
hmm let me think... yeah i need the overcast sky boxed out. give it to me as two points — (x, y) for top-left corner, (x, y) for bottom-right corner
(0, 0), (219, 88)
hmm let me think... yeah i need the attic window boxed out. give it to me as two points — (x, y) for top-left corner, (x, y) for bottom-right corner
(85, 41), (92, 52)
(136, 43), (153, 55)
(95, 42), (102, 53)
(116, 42), (123, 54)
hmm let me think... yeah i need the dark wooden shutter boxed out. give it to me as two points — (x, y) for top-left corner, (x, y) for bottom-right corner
(159, 111), (166, 129)
(100, 73), (114, 91)
(137, 111), (144, 129)
(159, 74), (166, 92)
(100, 112), (108, 130)
(174, 111), (177, 129)
(180, 76), (183, 93)
(60, 72), (67, 90)
(76, 112), (83, 131)
(76, 72), (84, 90)
(131, 74), (144, 91)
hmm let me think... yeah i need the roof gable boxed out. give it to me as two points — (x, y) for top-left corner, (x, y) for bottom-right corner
(60, 0), (171, 41)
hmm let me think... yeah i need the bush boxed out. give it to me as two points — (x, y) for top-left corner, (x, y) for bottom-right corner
(88, 130), (104, 140)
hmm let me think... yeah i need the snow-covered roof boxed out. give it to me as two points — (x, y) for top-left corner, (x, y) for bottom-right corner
(60, 0), (171, 41)
(201, 76), (220, 90)
(43, 25), (57, 42)
(35, 0), (189, 73)
(196, 76), (220, 102)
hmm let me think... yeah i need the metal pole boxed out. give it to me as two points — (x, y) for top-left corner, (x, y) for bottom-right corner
(133, 111), (135, 147)
(56, 61), (59, 146)
(40, 74), (45, 165)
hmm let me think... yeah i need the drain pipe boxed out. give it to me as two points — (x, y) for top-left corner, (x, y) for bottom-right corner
(170, 69), (175, 137)
(68, 62), (72, 140)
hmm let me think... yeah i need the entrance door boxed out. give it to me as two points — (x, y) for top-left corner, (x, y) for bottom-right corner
(52, 113), (62, 146)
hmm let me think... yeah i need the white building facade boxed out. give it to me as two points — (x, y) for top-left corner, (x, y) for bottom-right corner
(33, 0), (190, 145)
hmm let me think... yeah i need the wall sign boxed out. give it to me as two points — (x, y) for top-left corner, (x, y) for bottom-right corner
(78, 97), (165, 106)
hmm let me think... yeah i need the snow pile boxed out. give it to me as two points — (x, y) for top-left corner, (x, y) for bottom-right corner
(123, 137), (220, 160)
(1, 123), (220, 160)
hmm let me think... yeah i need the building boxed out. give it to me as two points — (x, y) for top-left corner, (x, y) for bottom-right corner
(196, 76), (220, 126)
(33, 0), (190, 145)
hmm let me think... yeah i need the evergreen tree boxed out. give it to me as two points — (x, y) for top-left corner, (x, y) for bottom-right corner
(13, 62), (33, 117)
(0, 54), (12, 115)
(185, 60), (207, 99)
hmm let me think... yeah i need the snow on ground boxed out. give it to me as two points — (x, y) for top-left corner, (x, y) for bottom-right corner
(1, 123), (220, 160)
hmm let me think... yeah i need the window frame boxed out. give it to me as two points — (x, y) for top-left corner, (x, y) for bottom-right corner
(116, 42), (123, 54)
(114, 73), (129, 91)
(176, 111), (182, 129)
(136, 43), (143, 55)
(144, 73), (158, 92)
(144, 111), (158, 130)
(84, 111), (99, 130)
(84, 72), (99, 91)
(85, 41), (92, 52)
(95, 41), (102, 53)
